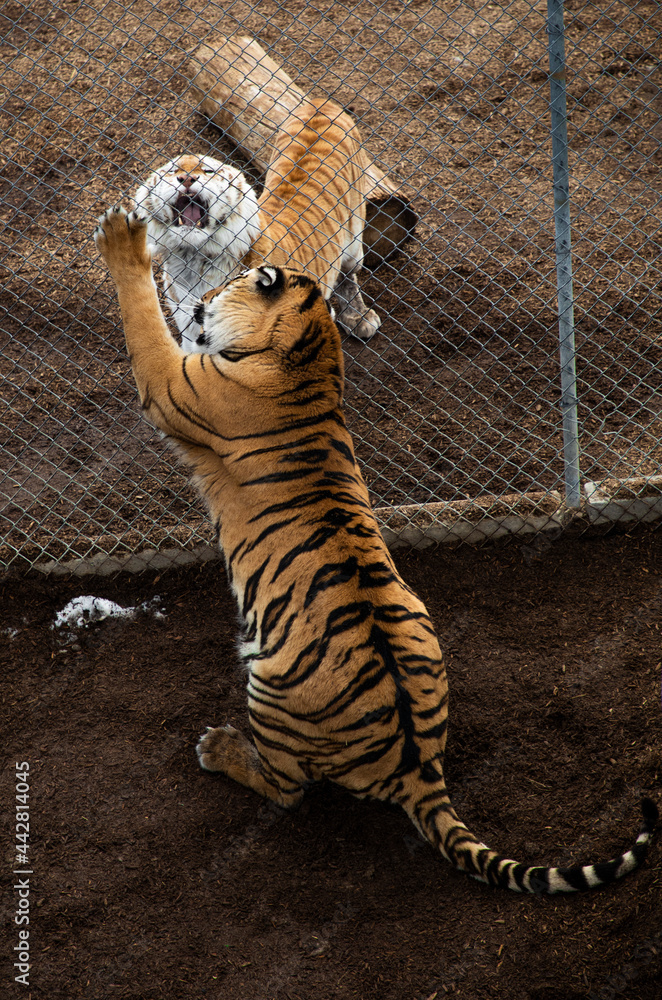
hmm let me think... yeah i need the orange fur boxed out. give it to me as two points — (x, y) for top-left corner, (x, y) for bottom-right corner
(94, 205), (657, 896)
(244, 98), (380, 341)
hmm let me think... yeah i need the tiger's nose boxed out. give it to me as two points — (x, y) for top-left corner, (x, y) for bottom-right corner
(177, 174), (197, 189)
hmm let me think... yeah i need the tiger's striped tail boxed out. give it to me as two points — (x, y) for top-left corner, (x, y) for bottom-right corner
(418, 796), (658, 894)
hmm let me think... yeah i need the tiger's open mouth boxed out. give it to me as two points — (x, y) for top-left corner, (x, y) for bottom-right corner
(173, 194), (208, 228)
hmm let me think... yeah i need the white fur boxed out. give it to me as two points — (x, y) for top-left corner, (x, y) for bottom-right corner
(134, 155), (260, 352)
(191, 280), (239, 355)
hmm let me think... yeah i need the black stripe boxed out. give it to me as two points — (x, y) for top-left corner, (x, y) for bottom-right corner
(166, 406), (341, 445)
(271, 524), (339, 581)
(304, 659), (390, 721)
(242, 617), (257, 644)
(325, 602), (375, 640)
(524, 866), (550, 894)
(166, 385), (218, 436)
(484, 853), (508, 888)
(346, 520), (381, 540)
(419, 759), (445, 783)
(240, 517), (300, 560)
(298, 284), (322, 313)
(358, 561), (396, 589)
(278, 389), (328, 408)
(227, 538), (246, 570)
(279, 448), (329, 466)
(266, 635), (324, 687)
(182, 357), (198, 396)
(374, 605), (431, 625)
(329, 437), (354, 463)
(242, 556), (270, 617)
(286, 320), (325, 368)
(277, 379), (324, 398)
(329, 734), (401, 773)
(253, 611), (297, 661)
(555, 864), (591, 891)
(369, 623), (420, 776)
(290, 272), (318, 289)
(260, 585), (295, 645)
(416, 704), (445, 721)
(243, 467), (317, 486)
(236, 433), (325, 462)
(304, 557), (359, 609)
(418, 720), (449, 740)
(317, 470), (361, 486)
(335, 704), (395, 731)
(248, 488), (370, 524)
(320, 507), (356, 528)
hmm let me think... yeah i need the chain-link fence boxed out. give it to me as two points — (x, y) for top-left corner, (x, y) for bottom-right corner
(1, 0), (661, 575)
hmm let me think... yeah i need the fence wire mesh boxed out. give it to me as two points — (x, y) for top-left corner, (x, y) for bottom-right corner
(1, 0), (661, 574)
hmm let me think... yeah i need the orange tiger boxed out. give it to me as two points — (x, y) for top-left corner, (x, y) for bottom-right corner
(94, 205), (657, 894)
(243, 97), (380, 344)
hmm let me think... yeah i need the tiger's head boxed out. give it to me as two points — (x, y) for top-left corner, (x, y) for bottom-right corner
(193, 266), (344, 398)
(134, 154), (260, 260)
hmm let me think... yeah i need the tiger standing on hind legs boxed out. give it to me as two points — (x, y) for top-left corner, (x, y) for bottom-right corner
(94, 204), (658, 895)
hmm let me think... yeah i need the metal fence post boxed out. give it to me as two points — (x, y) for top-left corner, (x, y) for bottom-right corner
(547, 0), (581, 508)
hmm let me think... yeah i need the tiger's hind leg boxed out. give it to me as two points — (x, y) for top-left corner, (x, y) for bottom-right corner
(333, 269), (381, 341)
(196, 725), (305, 809)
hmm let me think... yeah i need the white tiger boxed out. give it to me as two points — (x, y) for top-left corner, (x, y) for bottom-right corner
(134, 154), (260, 352)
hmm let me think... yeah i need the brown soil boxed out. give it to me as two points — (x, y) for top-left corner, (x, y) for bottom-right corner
(1, 0), (661, 569)
(1, 527), (661, 1000)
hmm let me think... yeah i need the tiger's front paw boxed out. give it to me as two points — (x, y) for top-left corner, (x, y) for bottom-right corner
(94, 205), (152, 282)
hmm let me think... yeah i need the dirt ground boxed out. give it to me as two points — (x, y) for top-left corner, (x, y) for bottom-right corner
(1, 525), (661, 1000)
(1, 0), (662, 569)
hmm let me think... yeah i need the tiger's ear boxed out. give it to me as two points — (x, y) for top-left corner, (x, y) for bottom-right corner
(254, 266), (285, 298)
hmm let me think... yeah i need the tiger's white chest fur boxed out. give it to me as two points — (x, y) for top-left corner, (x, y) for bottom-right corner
(134, 154), (260, 352)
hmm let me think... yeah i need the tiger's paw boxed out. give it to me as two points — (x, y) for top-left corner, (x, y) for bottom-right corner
(355, 307), (381, 341)
(196, 724), (257, 774)
(94, 205), (152, 281)
(338, 305), (382, 341)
